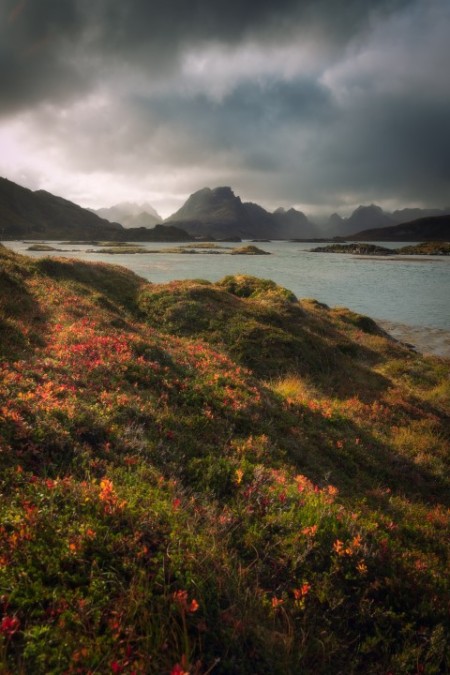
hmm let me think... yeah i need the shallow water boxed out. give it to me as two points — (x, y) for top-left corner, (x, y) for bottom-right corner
(5, 240), (450, 337)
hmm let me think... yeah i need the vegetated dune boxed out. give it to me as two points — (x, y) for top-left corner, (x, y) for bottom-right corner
(0, 244), (449, 674)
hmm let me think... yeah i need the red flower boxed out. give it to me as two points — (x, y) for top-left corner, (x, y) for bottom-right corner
(0, 615), (20, 637)
(170, 664), (189, 675)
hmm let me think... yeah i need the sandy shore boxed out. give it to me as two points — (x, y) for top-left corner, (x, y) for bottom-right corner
(378, 320), (450, 358)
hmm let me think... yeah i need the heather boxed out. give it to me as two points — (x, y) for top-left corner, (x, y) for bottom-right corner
(0, 244), (449, 674)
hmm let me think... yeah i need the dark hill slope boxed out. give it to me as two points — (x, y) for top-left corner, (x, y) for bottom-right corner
(0, 177), (122, 240)
(0, 177), (192, 241)
(346, 214), (450, 241)
(0, 244), (449, 674)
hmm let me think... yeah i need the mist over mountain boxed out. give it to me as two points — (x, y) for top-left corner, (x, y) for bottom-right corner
(0, 178), (189, 241)
(322, 204), (450, 237)
(1, 176), (449, 243)
(93, 202), (162, 228)
(166, 186), (319, 239)
(345, 214), (450, 242)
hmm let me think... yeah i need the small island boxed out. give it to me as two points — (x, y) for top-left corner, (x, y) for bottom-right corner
(86, 243), (271, 255)
(311, 243), (396, 255)
(27, 244), (69, 252)
(311, 242), (450, 255)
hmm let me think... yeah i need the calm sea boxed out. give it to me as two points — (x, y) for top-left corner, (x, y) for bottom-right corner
(5, 241), (450, 331)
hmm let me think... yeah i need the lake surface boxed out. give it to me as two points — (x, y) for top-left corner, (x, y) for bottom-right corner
(5, 240), (450, 333)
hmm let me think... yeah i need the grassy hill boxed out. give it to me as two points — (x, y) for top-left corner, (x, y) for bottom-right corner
(0, 244), (449, 674)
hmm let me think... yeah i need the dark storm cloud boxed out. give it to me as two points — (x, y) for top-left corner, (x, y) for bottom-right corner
(136, 78), (334, 152)
(316, 96), (450, 205)
(0, 0), (449, 213)
(0, 0), (410, 115)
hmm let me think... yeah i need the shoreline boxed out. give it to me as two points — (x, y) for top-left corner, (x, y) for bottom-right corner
(378, 320), (450, 358)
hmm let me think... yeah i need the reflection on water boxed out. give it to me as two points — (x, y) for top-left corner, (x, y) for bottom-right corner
(5, 240), (450, 331)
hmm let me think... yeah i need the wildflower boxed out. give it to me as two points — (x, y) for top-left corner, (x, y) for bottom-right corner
(293, 583), (311, 600)
(235, 468), (244, 485)
(333, 539), (345, 555)
(188, 599), (199, 613)
(172, 590), (199, 614)
(0, 615), (20, 637)
(356, 561), (368, 575)
(351, 535), (362, 550)
(271, 597), (284, 608)
(301, 525), (318, 537)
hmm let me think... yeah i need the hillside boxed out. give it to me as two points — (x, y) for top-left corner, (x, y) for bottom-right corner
(0, 245), (449, 674)
(0, 178), (190, 242)
(346, 214), (450, 241)
(0, 177), (122, 240)
(166, 186), (319, 239)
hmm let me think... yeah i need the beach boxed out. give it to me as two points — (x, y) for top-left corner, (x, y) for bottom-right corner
(378, 320), (450, 358)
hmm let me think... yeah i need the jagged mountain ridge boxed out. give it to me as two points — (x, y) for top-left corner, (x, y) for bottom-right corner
(0, 178), (190, 241)
(93, 202), (162, 229)
(166, 186), (320, 239)
(1, 176), (449, 242)
(324, 204), (450, 237)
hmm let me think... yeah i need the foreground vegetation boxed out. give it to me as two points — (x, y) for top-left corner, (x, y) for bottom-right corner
(0, 244), (449, 674)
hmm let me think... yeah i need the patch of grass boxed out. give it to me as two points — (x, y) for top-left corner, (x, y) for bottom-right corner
(0, 245), (449, 674)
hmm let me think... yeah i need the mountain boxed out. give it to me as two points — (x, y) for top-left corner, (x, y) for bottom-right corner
(0, 177), (123, 240)
(166, 186), (319, 239)
(272, 207), (319, 238)
(321, 205), (450, 237)
(392, 207), (450, 223)
(94, 202), (162, 228)
(346, 204), (396, 231)
(321, 205), (394, 236)
(0, 177), (190, 241)
(345, 214), (450, 241)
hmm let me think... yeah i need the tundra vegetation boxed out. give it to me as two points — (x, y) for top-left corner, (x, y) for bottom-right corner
(0, 244), (448, 674)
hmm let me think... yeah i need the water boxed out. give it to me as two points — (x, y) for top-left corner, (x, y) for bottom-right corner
(4, 240), (450, 331)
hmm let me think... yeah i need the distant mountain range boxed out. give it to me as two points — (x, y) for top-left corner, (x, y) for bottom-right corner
(92, 202), (162, 229)
(0, 178), (190, 242)
(165, 189), (450, 240)
(345, 214), (450, 242)
(0, 176), (449, 243)
(165, 186), (320, 239)
(324, 204), (450, 237)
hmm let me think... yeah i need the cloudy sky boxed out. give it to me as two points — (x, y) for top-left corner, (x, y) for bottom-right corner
(1, 0), (449, 217)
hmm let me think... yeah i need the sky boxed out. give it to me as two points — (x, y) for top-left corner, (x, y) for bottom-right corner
(0, 0), (449, 218)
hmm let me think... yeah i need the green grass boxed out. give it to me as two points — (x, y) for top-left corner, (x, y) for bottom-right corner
(0, 244), (449, 674)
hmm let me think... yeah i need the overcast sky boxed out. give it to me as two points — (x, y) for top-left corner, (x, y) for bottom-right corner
(1, 0), (449, 217)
